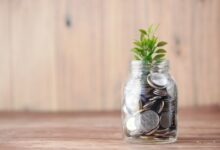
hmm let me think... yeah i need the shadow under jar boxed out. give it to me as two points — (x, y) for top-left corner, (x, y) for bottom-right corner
(122, 60), (178, 144)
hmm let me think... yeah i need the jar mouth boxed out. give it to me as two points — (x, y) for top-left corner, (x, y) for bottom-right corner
(151, 60), (169, 72)
(130, 60), (144, 65)
(130, 60), (169, 73)
(130, 60), (149, 69)
(152, 59), (169, 66)
(130, 60), (169, 67)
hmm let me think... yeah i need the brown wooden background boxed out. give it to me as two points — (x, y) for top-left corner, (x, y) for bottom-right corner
(0, 0), (219, 111)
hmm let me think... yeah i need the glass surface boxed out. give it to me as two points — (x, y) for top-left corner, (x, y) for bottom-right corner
(122, 60), (178, 144)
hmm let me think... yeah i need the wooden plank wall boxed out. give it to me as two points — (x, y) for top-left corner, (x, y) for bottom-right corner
(0, 0), (219, 111)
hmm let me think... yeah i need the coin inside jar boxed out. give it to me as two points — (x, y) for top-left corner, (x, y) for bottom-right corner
(163, 100), (176, 112)
(149, 96), (162, 101)
(145, 125), (159, 135)
(160, 112), (173, 128)
(153, 89), (168, 97)
(126, 116), (139, 132)
(139, 110), (160, 133)
(156, 100), (164, 114)
(147, 73), (168, 89)
(155, 128), (169, 134)
(143, 100), (157, 110)
(125, 93), (141, 113)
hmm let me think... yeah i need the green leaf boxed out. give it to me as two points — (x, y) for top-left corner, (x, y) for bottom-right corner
(153, 54), (165, 60)
(140, 34), (144, 40)
(139, 29), (147, 35)
(155, 49), (166, 53)
(154, 24), (159, 33)
(134, 55), (141, 60)
(147, 25), (153, 34)
(134, 53), (142, 60)
(142, 38), (148, 46)
(152, 36), (158, 43)
(131, 25), (168, 63)
(148, 48), (155, 58)
(133, 41), (142, 47)
(154, 59), (164, 64)
(131, 47), (141, 52)
(148, 39), (157, 49)
(131, 47), (144, 58)
(157, 41), (167, 47)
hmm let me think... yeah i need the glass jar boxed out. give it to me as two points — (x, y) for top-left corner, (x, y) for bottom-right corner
(122, 60), (178, 144)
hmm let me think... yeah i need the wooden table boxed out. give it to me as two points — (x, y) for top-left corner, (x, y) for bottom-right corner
(0, 107), (219, 150)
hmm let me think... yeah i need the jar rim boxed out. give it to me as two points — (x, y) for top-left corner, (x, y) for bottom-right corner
(130, 60), (169, 73)
(130, 60), (169, 66)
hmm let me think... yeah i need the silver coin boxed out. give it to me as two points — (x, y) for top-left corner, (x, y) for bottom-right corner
(141, 86), (154, 94)
(173, 114), (177, 127)
(160, 112), (173, 128)
(149, 96), (162, 101)
(163, 130), (176, 136)
(155, 128), (169, 134)
(155, 130), (176, 138)
(139, 98), (143, 109)
(139, 110), (160, 133)
(147, 73), (168, 89)
(166, 81), (177, 98)
(143, 100), (157, 110)
(162, 100), (176, 112)
(141, 86), (155, 100)
(144, 125), (159, 135)
(156, 100), (164, 114)
(154, 134), (174, 138)
(153, 89), (168, 96)
(124, 93), (141, 113)
(122, 105), (130, 115)
(126, 117), (138, 132)
(150, 73), (169, 87)
(125, 116), (142, 136)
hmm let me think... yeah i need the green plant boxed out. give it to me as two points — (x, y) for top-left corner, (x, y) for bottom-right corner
(131, 25), (167, 65)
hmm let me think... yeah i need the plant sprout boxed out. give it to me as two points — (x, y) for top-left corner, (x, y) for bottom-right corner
(131, 25), (167, 65)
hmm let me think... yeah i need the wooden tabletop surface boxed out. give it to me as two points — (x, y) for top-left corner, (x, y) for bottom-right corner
(0, 107), (219, 150)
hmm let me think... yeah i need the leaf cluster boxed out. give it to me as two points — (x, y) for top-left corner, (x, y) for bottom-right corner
(131, 25), (167, 65)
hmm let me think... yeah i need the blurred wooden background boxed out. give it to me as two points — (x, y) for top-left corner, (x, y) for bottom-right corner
(0, 0), (219, 111)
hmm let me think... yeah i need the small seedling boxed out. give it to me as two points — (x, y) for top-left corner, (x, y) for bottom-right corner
(131, 25), (167, 65)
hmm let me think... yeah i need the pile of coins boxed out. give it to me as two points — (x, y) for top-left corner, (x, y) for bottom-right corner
(123, 73), (177, 139)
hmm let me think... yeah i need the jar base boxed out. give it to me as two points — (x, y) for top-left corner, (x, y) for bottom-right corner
(124, 136), (177, 144)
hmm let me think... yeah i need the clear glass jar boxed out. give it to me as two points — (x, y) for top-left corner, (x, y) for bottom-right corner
(122, 60), (178, 144)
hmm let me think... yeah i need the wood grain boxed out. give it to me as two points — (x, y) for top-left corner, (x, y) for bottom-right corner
(192, 0), (220, 106)
(10, 0), (57, 111)
(169, 0), (196, 106)
(0, 0), (12, 110)
(0, 0), (220, 111)
(0, 107), (219, 149)
(56, 0), (104, 110)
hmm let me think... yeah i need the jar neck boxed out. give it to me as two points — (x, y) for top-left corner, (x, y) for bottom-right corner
(150, 60), (169, 74)
(130, 60), (169, 77)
